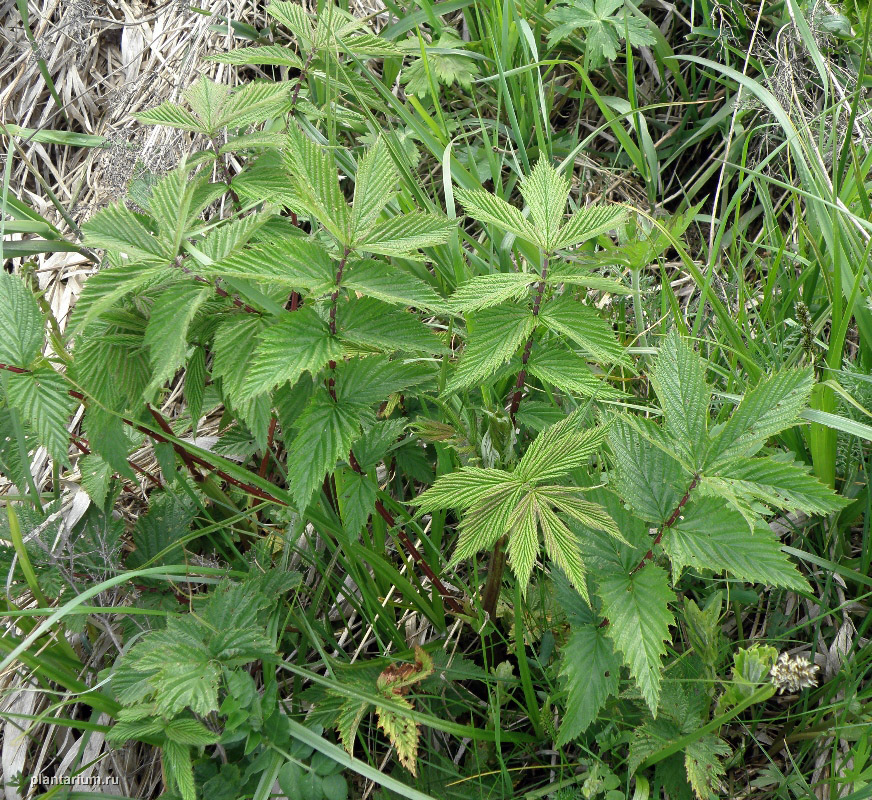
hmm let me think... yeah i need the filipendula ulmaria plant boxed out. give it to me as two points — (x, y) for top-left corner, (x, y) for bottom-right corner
(71, 124), (450, 518)
(554, 331), (847, 795)
(415, 160), (629, 606)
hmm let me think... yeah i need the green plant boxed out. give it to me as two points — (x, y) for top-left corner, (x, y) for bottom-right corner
(2, 0), (870, 798)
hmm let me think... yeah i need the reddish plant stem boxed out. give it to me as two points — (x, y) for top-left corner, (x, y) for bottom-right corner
(599, 472), (701, 629)
(70, 436), (163, 487)
(348, 451), (463, 613)
(257, 416), (278, 478)
(1, 364), (461, 612)
(507, 257), (549, 424)
(148, 405), (201, 477)
(629, 472), (700, 576)
(290, 48), (317, 111)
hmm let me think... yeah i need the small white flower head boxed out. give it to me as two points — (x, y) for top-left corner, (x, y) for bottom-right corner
(770, 652), (820, 694)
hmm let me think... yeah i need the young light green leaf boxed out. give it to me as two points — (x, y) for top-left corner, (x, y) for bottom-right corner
(205, 239), (335, 294)
(527, 347), (625, 399)
(288, 392), (368, 509)
(538, 295), (628, 364)
(208, 44), (304, 68)
(284, 126), (350, 242)
(144, 283), (211, 397)
(343, 259), (443, 310)
(515, 416), (606, 484)
(454, 187), (538, 242)
(416, 467), (517, 512)
(448, 273), (538, 312)
(649, 330), (711, 467)
(550, 205), (628, 251)
(5, 368), (75, 466)
(445, 305), (536, 394)
(336, 297), (441, 354)
(356, 212), (453, 256)
(244, 308), (343, 398)
(520, 160), (571, 251)
(710, 454), (848, 515)
(351, 137), (398, 238)
(82, 202), (173, 261)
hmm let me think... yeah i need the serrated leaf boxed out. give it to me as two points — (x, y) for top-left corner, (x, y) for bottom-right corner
(536, 498), (590, 598)
(597, 563), (674, 714)
(284, 126), (350, 242)
(216, 80), (295, 129)
(213, 314), (269, 404)
(706, 368), (814, 467)
(336, 297), (440, 354)
(200, 213), (272, 261)
(164, 718), (221, 746)
(244, 308), (343, 398)
(351, 137), (398, 238)
(163, 740), (196, 800)
(684, 735), (730, 799)
(288, 391), (368, 509)
(185, 346), (207, 434)
(449, 272), (538, 312)
(538, 295), (627, 364)
(79, 453), (114, 507)
(0, 273), (44, 367)
(338, 467), (377, 533)
(515, 416), (606, 484)
(81, 202), (173, 261)
(343, 259), (443, 310)
(416, 467), (517, 512)
(400, 33), (479, 97)
(607, 416), (688, 524)
(445, 305), (535, 393)
(710, 454), (848, 515)
(356, 211), (452, 256)
(649, 330), (710, 467)
(206, 239), (335, 294)
(69, 263), (169, 332)
(454, 187), (537, 242)
(209, 44), (303, 68)
(133, 101), (205, 132)
(334, 357), (434, 406)
(183, 76), (231, 133)
(5, 368), (74, 466)
(144, 283), (211, 397)
(520, 160), (571, 251)
(547, 263), (632, 294)
(232, 152), (305, 210)
(557, 624), (620, 743)
(663, 496), (808, 590)
(551, 204), (628, 250)
(376, 698), (419, 775)
(527, 346), (624, 398)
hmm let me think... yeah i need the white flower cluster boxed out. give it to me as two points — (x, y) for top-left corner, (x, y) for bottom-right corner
(770, 652), (820, 694)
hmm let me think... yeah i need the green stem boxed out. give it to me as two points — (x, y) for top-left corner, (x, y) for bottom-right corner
(637, 684), (775, 771)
